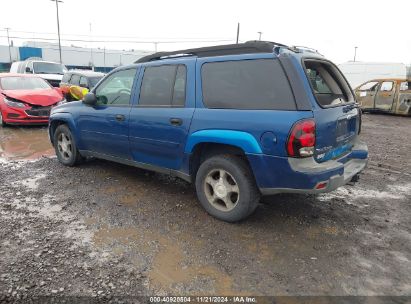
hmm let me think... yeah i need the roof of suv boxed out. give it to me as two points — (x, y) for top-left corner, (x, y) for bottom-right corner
(65, 70), (105, 77)
(135, 41), (289, 63)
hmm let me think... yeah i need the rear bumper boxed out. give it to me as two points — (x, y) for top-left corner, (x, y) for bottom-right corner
(249, 140), (368, 195)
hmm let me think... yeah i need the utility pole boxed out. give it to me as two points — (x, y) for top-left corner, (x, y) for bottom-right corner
(236, 23), (240, 44)
(4, 28), (12, 63)
(51, 0), (63, 63)
(353, 46), (358, 62)
(89, 23), (94, 70)
(103, 47), (106, 73)
(257, 31), (262, 41)
(154, 42), (158, 52)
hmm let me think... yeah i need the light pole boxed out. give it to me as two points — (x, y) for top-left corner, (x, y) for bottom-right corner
(4, 28), (12, 63)
(89, 23), (94, 70)
(354, 46), (358, 62)
(50, 0), (63, 63)
(257, 31), (262, 41)
(236, 23), (240, 44)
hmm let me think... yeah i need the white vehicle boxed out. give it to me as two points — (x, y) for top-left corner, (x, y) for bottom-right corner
(338, 61), (406, 89)
(10, 58), (68, 87)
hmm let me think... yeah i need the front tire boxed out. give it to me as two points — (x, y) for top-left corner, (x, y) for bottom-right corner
(0, 111), (6, 127)
(53, 124), (83, 166)
(195, 155), (260, 222)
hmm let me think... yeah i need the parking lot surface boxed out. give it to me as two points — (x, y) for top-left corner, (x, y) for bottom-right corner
(0, 114), (410, 299)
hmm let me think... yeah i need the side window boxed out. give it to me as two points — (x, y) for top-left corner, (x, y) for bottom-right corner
(95, 68), (136, 106)
(380, 81), (393, 92)
(201, 59), (295, 110)
(358, 81), (379, 91)
(139, 65), (186, 107)
(400, 81), (411, 91)
(61, 73), (71, 83)
(172, 65), (187, 106)
(70, 74), (80, 86)
(79, 76), (88, 87)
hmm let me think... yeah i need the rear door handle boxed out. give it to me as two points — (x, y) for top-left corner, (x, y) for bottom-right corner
(115, 114), (125, 122)
(169, 118), (183, 126)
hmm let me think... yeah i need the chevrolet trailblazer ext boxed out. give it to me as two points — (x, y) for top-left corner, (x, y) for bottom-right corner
(48, 41), (368, 222)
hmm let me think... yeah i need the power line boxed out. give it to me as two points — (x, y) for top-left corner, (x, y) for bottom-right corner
(0, 35), (233, 45)
(0, 29), (232, 41)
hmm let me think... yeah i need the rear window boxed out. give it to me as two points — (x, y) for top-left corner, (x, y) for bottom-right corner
(201, 59), (296, 110)
(304, 60), (354, 107)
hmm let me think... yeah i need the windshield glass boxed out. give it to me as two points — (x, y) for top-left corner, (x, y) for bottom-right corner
(33, 62), (67, 75)
(0, 77), (51, 90)
(89, 77), (103, 88)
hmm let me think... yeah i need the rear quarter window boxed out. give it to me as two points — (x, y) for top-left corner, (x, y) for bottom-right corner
(201, 59), (296, 110)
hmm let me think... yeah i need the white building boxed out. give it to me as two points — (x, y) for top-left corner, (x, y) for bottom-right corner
(338, 61), (407, 88)
(0, 41), (153, 72)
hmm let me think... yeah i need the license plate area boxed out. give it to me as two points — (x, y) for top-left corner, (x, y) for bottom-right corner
(336, 115), (357, 142)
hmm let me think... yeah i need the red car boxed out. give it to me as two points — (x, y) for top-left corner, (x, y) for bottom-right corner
(0, 73), (64, 126)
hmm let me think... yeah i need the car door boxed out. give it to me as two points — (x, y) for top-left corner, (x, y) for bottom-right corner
(77, 67), (138, 159)
(128, 59), (195, 170)
(375, 81), (395, 111)
(355, 81), (379, 110)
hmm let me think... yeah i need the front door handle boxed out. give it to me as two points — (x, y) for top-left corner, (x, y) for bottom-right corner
(169, 118), (183, 126)
(115, 114), (125, 122)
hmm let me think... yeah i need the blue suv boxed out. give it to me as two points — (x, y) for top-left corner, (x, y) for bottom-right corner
(49, 41), (368, 222)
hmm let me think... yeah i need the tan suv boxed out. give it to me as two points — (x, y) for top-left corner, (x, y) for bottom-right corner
(355, 79), (411, 116)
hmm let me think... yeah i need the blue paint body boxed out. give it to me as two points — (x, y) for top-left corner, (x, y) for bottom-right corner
(49, 47), (368, 193)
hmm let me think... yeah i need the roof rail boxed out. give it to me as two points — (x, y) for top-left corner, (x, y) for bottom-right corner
(290, 46), (323, 56)
(134, 41), (289, 63)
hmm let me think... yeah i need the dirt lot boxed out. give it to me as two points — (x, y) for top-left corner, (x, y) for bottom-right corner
(0, 114), (410, 301)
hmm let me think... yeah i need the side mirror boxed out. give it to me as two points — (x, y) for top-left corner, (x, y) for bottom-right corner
(25, 67), (32, 73)
(83, 92), (97, 106)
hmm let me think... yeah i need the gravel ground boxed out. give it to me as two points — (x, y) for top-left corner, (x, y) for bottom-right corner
(0, 114), (410, 301)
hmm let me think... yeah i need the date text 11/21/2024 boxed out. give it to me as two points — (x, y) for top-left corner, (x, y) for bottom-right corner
(149, 296), (257, 303)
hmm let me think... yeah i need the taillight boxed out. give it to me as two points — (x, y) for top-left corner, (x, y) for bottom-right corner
(286, 119), (316, 158)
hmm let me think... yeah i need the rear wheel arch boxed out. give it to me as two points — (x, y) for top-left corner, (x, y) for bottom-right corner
(189, 142), (254, 180)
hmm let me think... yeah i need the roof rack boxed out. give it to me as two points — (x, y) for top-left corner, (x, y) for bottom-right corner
(290, 46), (323, 56)
(135, 41), (289, 63)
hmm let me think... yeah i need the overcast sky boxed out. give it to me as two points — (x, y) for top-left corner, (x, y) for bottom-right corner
(1, 0), (410, 64)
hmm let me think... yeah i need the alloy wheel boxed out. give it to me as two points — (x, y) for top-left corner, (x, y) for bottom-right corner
(57, 133), (73, 160)
(204, 169), (240, 212)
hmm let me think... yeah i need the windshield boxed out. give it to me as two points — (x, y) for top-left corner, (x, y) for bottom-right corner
(33, 62), (67, 75)
(89, 76), (103, 88)
(0, 77), (51, 90)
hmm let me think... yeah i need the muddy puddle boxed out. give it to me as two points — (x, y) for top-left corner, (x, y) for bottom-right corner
(0, 126), (54, 161)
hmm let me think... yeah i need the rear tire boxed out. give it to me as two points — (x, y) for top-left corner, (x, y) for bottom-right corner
(195, 154), (260, 222)
(53, 124), (83, 166)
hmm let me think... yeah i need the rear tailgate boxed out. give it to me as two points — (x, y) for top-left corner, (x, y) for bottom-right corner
(303, 59), (360, 162)
(314, 105), (360, 162)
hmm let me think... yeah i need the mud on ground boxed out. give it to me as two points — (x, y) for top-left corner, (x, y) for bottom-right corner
(0, 114), (410, 300)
